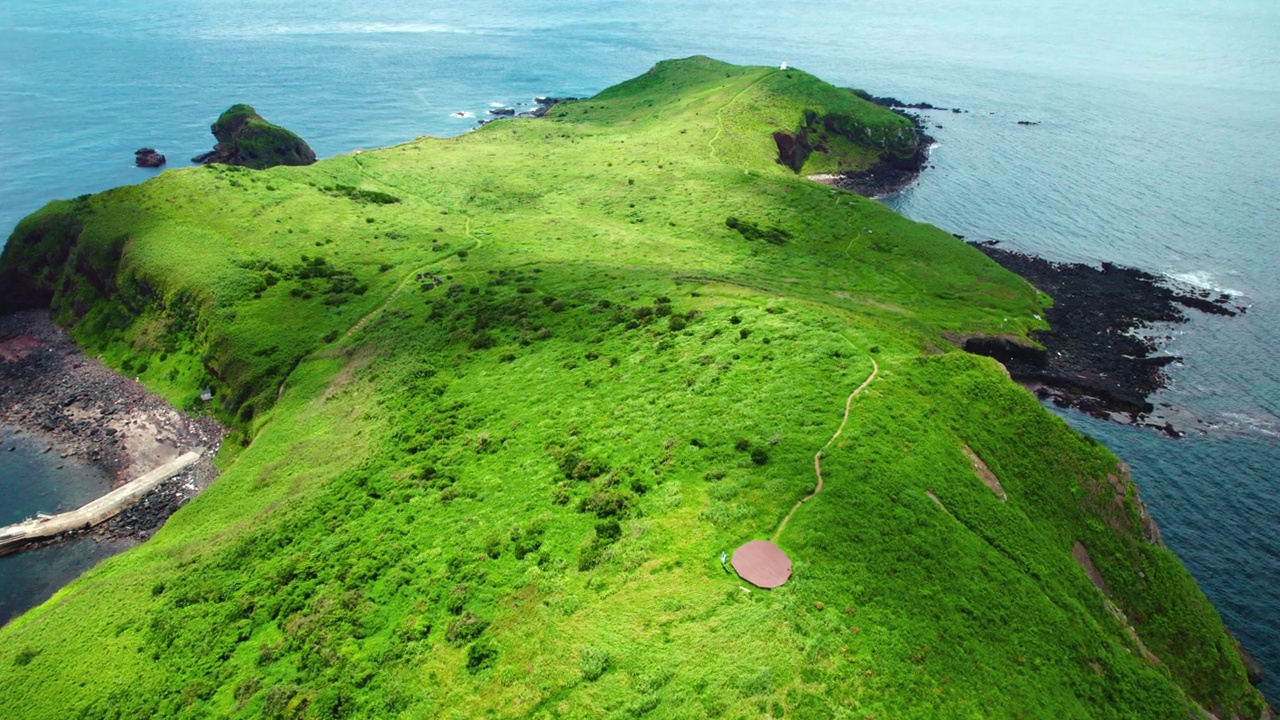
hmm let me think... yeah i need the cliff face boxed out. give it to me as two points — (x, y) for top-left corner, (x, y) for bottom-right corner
(191, 104), (316, 169)
(773, 108), (922, 173)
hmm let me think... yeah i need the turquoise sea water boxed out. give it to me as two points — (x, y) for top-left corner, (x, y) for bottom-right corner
(2, 0), (1277, 698)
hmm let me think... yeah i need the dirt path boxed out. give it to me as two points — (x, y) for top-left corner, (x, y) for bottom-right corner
(772, 357), (879, 542)
(343, 217), (480, 340)
(708, 69), (777, 164)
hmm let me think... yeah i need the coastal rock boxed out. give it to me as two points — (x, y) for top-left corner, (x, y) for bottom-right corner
(824, 115), (934, 197)
(487, 107), (515, 116)
(134, 148), (166, 168)
(964, 242), (1239, 428)
(191, 104), (316, 169)
(530, 96), (579, 117)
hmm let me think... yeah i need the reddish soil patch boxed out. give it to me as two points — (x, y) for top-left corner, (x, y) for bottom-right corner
(731, 540), (792, 589)
(0, 335), (43, 363)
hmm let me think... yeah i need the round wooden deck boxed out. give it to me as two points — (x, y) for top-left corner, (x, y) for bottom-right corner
(731, 540), (792, 589)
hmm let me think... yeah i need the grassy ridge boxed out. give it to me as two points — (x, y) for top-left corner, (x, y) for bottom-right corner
(0, 56), (1265, 718)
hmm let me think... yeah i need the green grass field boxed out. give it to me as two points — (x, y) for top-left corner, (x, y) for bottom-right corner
(0, 56), (1266, 719)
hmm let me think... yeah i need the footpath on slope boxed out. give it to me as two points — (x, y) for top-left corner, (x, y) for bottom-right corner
(343, 217), (481, 340)
(707, 69), (777, 164)
(732, 357), (879, 589)
(772, 357), (879, 542)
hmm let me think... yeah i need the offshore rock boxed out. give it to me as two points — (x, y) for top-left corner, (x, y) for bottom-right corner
(191, 104), (316, 169)
(133, 148), (166, 168)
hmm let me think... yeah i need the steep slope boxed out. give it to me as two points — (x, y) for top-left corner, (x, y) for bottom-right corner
(0, 57), (1267, 719)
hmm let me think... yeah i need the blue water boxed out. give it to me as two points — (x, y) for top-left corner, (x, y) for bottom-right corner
(2, 0), (1277, 699)
(0, 427), (117, 624)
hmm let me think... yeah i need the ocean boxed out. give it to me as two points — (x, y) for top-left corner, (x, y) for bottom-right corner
(1, 0), (1276, 698)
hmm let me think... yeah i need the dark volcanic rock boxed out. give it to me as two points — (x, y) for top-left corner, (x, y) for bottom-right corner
(966, 242), (1238, 427)
(487, 107), (516, 116)
(530, 96), (579, 118)
(826, 114), (934, 197)
(134, 148), (166, 168)
(191, 104), (316, 169)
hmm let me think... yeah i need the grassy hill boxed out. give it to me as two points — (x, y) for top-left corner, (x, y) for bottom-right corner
(0, 56), (1267, 719)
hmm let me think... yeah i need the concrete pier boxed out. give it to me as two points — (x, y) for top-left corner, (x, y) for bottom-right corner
(0, 450), (203, 555)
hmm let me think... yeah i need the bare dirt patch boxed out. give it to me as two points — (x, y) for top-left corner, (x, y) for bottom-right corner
(961, 444), (1007, 501)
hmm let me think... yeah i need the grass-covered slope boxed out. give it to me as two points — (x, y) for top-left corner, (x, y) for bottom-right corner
(0, 56), (1266, 719)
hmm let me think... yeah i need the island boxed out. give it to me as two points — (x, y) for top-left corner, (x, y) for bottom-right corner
(0, 56), (1270, 719)
(191, 104), (316, 169)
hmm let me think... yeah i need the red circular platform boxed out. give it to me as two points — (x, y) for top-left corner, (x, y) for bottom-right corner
(731, 540), (792, 589)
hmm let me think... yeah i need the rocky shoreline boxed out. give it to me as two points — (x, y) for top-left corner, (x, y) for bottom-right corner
(963, 242), (1242, 435)
(0, 310), (225, 551)
(814, 102), (936, 198)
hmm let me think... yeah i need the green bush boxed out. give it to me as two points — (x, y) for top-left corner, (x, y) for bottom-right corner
(467, 640), (498, 672)
(446, 611), (488, 645)
(13, 647), (39, 667)
(580, 647), (611, 681)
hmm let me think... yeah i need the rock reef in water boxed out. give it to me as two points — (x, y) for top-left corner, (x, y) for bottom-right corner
(191, 104), (316, 169)
(133, 148), (166, 168)
(963, 241), (1240, 433)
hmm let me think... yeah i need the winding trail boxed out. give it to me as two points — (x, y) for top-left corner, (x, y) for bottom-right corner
(771, 357), (879, 542)
(277, 218), (481, 400)
(708, 69), (776, 163)
(343, 217), (479, 340)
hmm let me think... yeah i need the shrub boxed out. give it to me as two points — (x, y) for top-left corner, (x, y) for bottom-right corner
(725, 216), (791, 245)
(446, 584), (468, 615)
(446, 611), (488, 645)
(580, 491), (630, 517)
(595, 519), (622, 542)
(735, 438), (750, 452)
(13, 647), (39, 667)
(467, 640), (498, 672)
(578, 543), (604, 571)
(233, 676), (261, 706)
(580, 647), (611, 681)
(310, 684), (355, 718)
(668, 315), (687, 332)
(262, 684), (300, 718)
(751, 448), (770, 465)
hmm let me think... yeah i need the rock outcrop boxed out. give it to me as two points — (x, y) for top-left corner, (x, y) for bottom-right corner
(134, 148), (166, 168)
(191, 104), (316, 169)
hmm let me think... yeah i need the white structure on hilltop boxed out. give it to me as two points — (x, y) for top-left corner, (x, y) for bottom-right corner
(780, 61), (788, 70)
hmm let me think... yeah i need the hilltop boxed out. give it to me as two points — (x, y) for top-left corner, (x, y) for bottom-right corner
(0, 56), (1269, 719)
